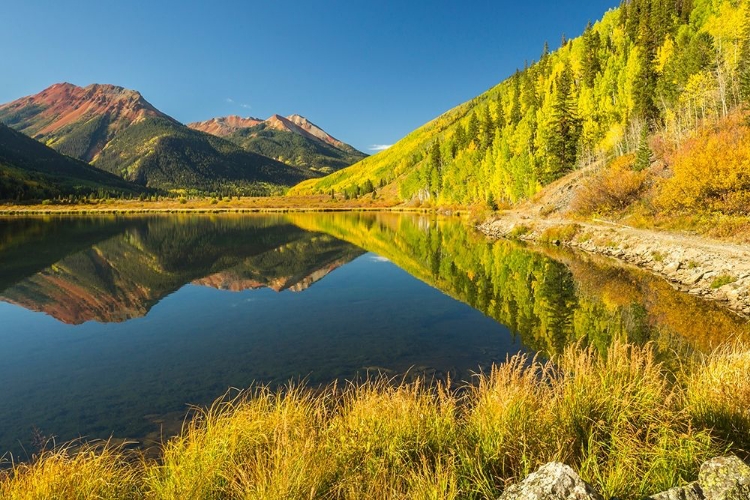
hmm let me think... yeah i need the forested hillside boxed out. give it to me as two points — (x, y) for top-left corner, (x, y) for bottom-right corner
(291, 0), (750, 211)
(0, 123), (144, 201)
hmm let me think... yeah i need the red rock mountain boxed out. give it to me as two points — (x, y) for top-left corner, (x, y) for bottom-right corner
(186, 115), (263, 136)
(188, 113), (348, 149)
(0, 83), (171, 162)
(187, 113), (367, 172)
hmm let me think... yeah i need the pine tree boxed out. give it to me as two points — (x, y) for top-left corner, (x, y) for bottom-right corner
(582, 21), (602, 87)
(466, 112), (480, 146)
(480, 105), (495, 150)
(495, 94), (506, 130)
(428, 139), (442, 196)
(546, 63), (582, 182)
(454, 122), (467, 150)
(510, 71), (522, 124)
(634, 126), (651, 171)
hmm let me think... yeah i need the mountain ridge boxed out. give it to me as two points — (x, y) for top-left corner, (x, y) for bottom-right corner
(188, 113), (366, 174)
(0, 83), (317, 193)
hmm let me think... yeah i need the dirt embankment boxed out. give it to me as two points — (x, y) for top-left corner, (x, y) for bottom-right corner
(479, 213), (750, 318)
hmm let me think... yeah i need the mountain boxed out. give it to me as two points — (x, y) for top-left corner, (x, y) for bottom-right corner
(0, 122), (145, 200)
(186, 115), (264, 136)
(291, 0), (749, 213)
(0, 83), (318, 193)
(188, 114), (366, 174)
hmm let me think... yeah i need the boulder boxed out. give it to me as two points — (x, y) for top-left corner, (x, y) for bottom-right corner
(698, 456), (750, 500)
(498, 462), (603, 500)
(647, 482), (703, 500)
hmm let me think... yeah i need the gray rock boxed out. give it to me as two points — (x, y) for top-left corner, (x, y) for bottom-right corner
(698, 456), (750, 500)
(687, 272), (705, 285)
(647, 482), (703, 500)
(498, 462), (603, 500)
(664, 261), (683, 273)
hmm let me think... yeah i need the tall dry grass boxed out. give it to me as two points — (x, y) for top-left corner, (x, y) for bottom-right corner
(1, 341), (747, 500)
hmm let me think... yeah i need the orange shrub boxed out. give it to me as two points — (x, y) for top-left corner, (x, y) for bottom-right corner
(572, 154), (648, 215)
(658, 115), (750, 214)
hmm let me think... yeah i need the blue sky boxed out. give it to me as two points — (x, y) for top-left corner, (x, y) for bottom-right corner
(2, 1), (617, 153)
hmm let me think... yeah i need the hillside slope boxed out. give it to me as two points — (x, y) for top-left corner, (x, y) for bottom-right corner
(0, 123), (144, 200)
(0, 84), (317, 193)
(189, 114), (366, 174)
(291, 0), (750, 211)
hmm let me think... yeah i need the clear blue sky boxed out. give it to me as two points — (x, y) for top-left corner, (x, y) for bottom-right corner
(1, 0), (617, 153)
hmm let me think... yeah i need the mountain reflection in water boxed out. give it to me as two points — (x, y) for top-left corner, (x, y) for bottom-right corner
(0, 213), (746, 459)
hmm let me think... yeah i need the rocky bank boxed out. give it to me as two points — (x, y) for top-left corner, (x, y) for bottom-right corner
(479, 215), (750, 318)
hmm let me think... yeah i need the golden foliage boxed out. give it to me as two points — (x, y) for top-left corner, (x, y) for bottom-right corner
(658, 115), (750, 214)
(572, 154), (648, 215)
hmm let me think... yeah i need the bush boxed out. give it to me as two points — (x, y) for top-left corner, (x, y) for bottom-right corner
(657, 115), (750, 215)
(572, 154), (648, 216)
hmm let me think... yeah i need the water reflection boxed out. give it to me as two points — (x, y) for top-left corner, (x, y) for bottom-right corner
(289, 212), (749, 355)
(0, 213), (747, 459)
(1, 216), (364, 324)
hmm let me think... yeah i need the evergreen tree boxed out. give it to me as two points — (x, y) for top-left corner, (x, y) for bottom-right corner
(495, 94), (506, 130)
(480, 105), (495, 150)
(510, 71), (522, 124)
(546, 63), (582, 182)
(633, 19), (660, 122)
(428, 139), (442, 196)
(582, 21), (602, 87)
(466, 112), (480, 147)
(454, 122), (467, 150)
(634, 126), (651, 171)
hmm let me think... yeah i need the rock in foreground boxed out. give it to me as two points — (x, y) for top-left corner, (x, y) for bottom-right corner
(498, 462), (603, 500)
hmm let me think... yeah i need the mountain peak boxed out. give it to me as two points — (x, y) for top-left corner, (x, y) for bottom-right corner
(0, 82), (171, 162)
(0, 82), (165, 129)
(284, 114), (345, 149)
(187, 115), (263, 136)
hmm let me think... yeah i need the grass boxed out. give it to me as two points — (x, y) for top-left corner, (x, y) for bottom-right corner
(0, 195), (411, 215)
(508, 224), (531, 238)
(711, 274), (737, 289)
(539, 223), (580, 244)
(1, 341), (748, 499)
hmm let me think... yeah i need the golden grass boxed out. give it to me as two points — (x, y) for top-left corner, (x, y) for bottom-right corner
(0, 195), (403, 215)
(684, 342), (750, 459)
(2, 341), (748, 499)
(0, 441), (141, 500)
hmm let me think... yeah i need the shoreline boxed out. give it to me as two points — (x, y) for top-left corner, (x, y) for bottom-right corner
(0, 198), (468, 216)
(479, 213), (750, 318)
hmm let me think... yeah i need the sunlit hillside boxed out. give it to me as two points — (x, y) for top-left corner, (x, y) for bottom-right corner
(291, 0), (750, 214)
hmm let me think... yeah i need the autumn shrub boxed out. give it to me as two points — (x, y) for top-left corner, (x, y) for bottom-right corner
(572, 154), (648, 216)
(658, 115), (750, 215)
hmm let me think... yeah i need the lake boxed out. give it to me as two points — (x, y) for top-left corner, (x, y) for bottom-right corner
(0, 212), (747, 461)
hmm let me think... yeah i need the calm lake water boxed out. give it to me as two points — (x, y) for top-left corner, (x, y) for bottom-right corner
(0, 213), (747, 460)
